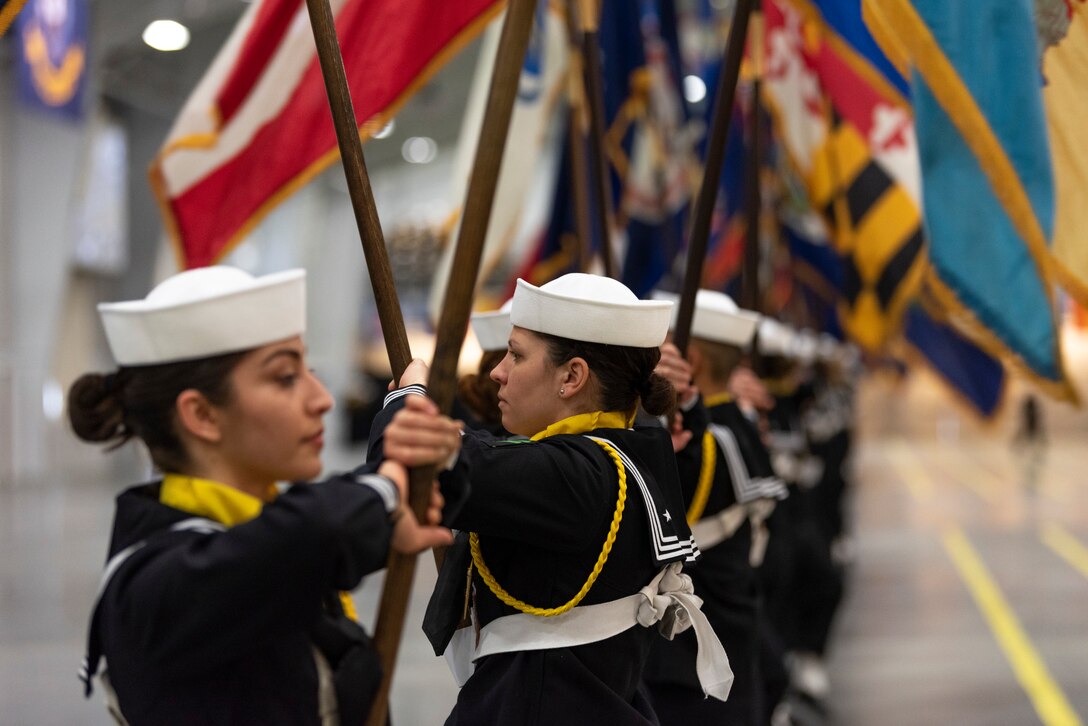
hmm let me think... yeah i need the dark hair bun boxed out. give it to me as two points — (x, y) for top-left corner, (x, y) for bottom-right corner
(639, 372), (677, 418)
(67, 373), (126, 443)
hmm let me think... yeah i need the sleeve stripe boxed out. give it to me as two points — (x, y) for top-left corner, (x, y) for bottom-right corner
(383, 384), (427, 408)
(355, 473), (399, 513)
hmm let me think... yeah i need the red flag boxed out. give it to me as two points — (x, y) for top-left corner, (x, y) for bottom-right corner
(151, 0), (502, 269)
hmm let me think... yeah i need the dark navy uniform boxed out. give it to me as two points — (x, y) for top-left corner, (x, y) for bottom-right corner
(644, 395), (785, 725)
(370, 386), (704, 726)
(81, 469), (398, 725)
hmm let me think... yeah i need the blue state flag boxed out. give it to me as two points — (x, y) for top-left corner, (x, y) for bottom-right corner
(516, 125), (592, 288)
(600, 0), (695, 296)
(904, 305), (1006, 418)
(864, 0), (1073, 400)
(15, 0), (87, 119)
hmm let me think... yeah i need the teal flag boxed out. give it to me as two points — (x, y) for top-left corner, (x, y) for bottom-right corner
(865, 0), (1071, 398)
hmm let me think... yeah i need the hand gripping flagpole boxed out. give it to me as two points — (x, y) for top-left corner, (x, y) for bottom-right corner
(303, 0), (537, 723)
(672, 0), (757, 356)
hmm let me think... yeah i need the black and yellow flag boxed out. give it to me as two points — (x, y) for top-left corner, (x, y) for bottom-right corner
(762, 0), (926, 351)
(808, 110), (927, 350)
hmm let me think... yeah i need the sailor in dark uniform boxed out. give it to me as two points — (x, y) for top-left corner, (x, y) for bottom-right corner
(757, 322), (845, 722)
(455, 301), (513, 436)
(643, 290), (787, 725)
(69, 266), (452, 725)
(373, 273), (732, 726)
(785, 335), (858, 709)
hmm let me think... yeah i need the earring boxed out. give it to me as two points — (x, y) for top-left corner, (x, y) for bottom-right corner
(559, 387), (565, 397)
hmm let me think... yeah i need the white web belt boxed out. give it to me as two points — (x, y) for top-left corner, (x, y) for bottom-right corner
(444, 563), (733, 701)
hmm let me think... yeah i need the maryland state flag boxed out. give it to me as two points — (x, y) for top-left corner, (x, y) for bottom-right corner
(762, 0), (927, 351)
(151, 0), (501, 269)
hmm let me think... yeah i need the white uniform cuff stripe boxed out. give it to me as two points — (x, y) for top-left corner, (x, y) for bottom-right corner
(383, 384), (427, 408)
(355, 474), (399, 513)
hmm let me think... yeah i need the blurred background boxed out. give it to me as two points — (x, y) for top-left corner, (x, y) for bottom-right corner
(2, 0), (1087, 723)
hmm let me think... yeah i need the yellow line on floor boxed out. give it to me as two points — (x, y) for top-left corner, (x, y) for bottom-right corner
(943, 527), (1083, 726)
(1041, 523), (1088, 581)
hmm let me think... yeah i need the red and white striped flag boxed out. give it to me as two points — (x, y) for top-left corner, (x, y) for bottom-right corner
(150, 0), (502, 269)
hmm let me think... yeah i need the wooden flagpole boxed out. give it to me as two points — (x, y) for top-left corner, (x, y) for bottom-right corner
(304, 0), (538, 722)
(303, 3), (422, 718)
(304, 0), (412, 376)
(740, 9), (763, 315)
(564, 0), (594, 272)
(577, 0), (617, 278)
(425, 0), (538, 418)
(672, 0), (757, 356)
(370, 0), (537, 716)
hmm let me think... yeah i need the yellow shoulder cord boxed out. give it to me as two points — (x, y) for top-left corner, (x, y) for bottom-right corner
(686, 430), (717, 524)
(469, 438), (627, 617)
(338, 593), (360, 622)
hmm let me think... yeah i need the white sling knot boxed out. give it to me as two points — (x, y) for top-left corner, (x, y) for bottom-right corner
(636, 562), (702, 638)
(638, 561), (734, 701)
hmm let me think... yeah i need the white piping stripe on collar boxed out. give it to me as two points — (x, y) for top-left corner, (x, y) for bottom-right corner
(383, 384), (427, 408)
(586, 436), (700, 564)
(709, 424), (788, 504)
(91, 517), (226, 611)
(171, 517), (230, 534)
(82, 517), (227, 689)
(92, 541), (145, 610)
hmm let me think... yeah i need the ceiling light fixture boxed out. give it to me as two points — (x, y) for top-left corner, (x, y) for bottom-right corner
(143, 19), (190, 52)
(683, 75), (707, 104)
(401, 136), (437, 164)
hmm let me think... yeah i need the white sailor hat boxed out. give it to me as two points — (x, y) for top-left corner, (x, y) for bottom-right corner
(757, 318), (797, 358)
(511, 274), (672, 347)
(793, 329), (819, 365)
(816, 333), (841, 362)
(470, 299), (513, 352)
(652, 289), (761, 346)
(690, 290), (761, 346)
(98, 266), (306, 366)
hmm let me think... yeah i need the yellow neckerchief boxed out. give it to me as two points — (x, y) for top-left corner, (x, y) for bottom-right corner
(160, 474), (359, 622)
(529, 409), (634, 440)
(470, 410), (631, 617)
(703, 390), (734, 408)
